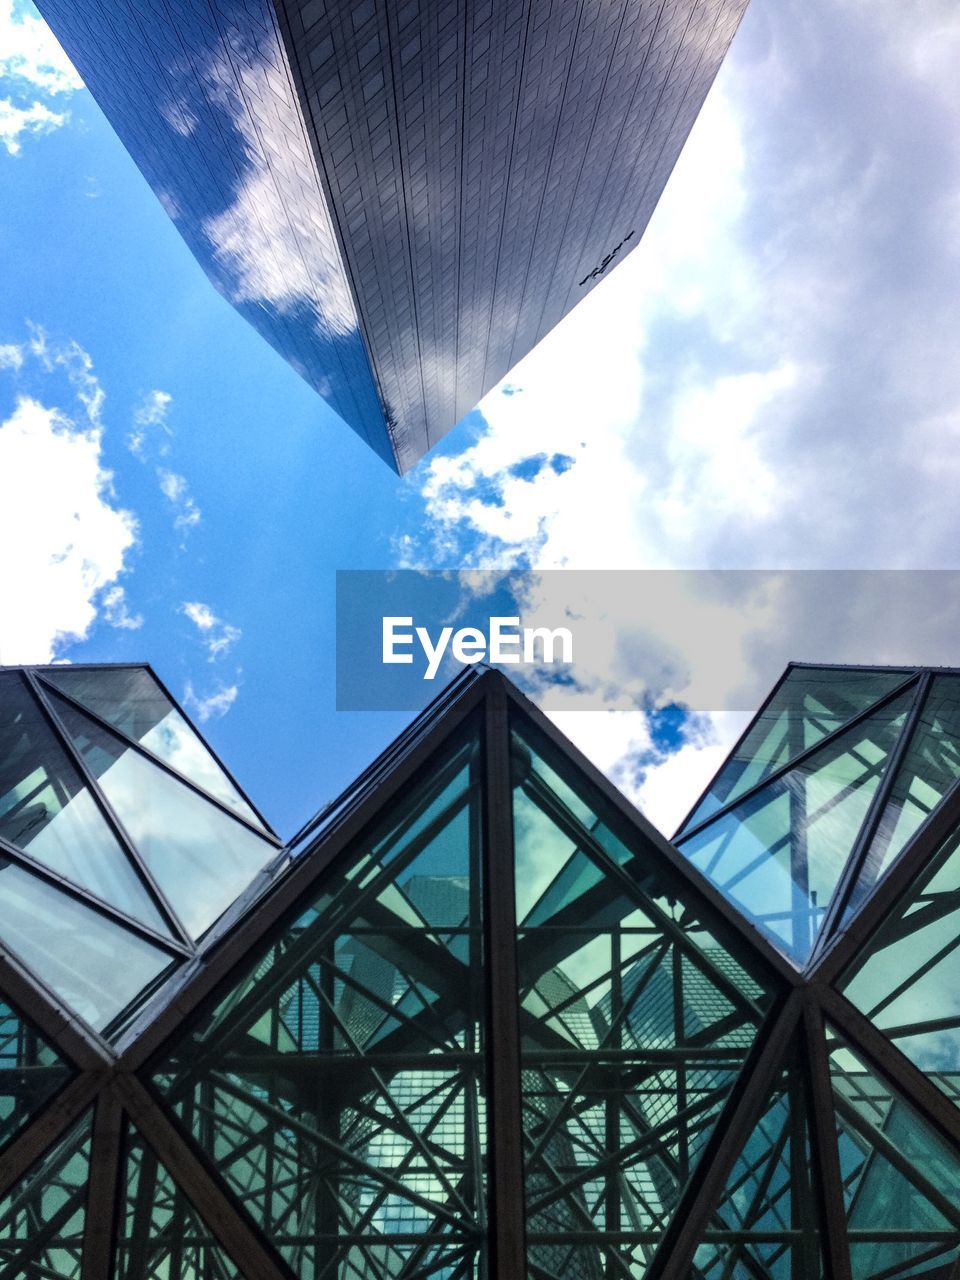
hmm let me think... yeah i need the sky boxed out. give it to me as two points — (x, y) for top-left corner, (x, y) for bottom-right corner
(3, 0), (960, 840)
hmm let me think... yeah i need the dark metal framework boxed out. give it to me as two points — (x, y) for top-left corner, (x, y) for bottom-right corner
(2, 661), (960, 1278)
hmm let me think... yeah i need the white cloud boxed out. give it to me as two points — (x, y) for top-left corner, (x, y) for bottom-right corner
(0, 1), (82, 96)
(0, 96), (65, 154)
(100, 584), (143, 631)
(0, 394), (137, 663)
(127, 388), (172, 459)
(180, 601), (241, 661)
(182, 679), (238, 722)
(0, 1), (82, 154)
(127, 391), (202, 539)
(402, 0), (960, 823)
(0, 343), (23, 369)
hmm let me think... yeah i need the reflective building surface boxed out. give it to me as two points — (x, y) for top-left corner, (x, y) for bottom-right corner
(3, 660), (960, 1278)
(34, 0), (749, 472)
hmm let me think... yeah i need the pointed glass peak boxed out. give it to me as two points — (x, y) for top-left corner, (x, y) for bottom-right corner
(678, 689), (913, 964)
(40, 666), (268, 832)
(0, 993), (72, 1154)
(49, 692), (277, 940)
(0, 672), (170, 936)
(679, 667), (913, 836)
(828, 1027), (960, 1278)
(0, 1108), (92, 1276)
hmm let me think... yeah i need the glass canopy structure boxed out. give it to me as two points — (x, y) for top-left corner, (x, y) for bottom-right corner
(2, 661), (960, 1279)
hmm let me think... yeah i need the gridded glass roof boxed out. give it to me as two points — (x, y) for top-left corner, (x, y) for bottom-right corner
(2, 661), (960, 1279)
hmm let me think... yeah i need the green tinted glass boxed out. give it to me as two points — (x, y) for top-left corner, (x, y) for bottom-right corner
(829, 1030), (960, 1279)
(846, 675), (960, 919)
(679, 692), (912, 963)
(0, 997), (71, 1154)
(51, 694), (275, 939)
(113, 1124), (233, 1279)
(40, 667), (265, 830)
(0, 673), (168, 934)
(679, 669), (909, 834)
(154, 727), (486, 1278)
(843, 826), (960, 1106)
(0, 1110), (91, 1278)
(0, 860), (175, 1032)
(694, 1041), (822, 1280)
(511, 715), (772, 1278)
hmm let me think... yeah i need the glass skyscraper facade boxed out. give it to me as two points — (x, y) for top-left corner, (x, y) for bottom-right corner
(33, 0), (749, 472)
(3, 659), (960, 1278)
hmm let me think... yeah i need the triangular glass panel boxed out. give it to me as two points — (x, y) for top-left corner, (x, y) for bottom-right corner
(0, 994), (72, 1154)
(842, 822), (960, 1111)
(0, 858), (176, 1032)
(113, 1121), (235, 1279)
(510, 712), (777, 1279)
(49, 693), (276, 939)
(828, 1028), (960, 1279)
(844, 675), (960, 921)
(0, 671), (170, 936)
(679, 668), (912, 836)
(153, 723), (487, 1278)
(40, 667), (266, 830)
(0, 1108), (91, 1278)
(693, 1031), (823, 1280)
(677, 691), (913, 964)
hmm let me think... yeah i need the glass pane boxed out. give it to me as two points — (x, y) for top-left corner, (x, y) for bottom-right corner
(0, 859), (175, 1032)
(680, 669), (910, 835)
(511, 714), (774, 1279)
(829, 1030), (960, 1279)
(41, 667), (265, 829)
(0, 1109), (91, 1278)
(51, 694), (276, 939)
(678, 692), (912, 964)
(114, 1123), (234, 1279)
(154, 726), (486, 1278)
(0, 672), (169, 935)
(0, 996), (71, 1153)
(843, 827), (960, 1109)
(694, 1040), (822, 1280)
(845, 675), (960, 920)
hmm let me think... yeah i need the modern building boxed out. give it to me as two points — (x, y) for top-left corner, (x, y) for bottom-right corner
(33, 0), (749, 472)
(2, 659), (960, 1278)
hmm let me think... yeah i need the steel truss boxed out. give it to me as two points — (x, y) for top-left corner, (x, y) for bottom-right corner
(2, 664), (960, 1278)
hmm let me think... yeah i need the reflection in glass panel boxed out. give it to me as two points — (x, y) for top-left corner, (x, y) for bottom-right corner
(678, 693), (911, 964)
(51, 695), (276, 939)
(0, 860), (175, 1032)
(0, 1109), (91, 1278)
(679, 668), (910, 835)
(154, 727), (486, 1278)
(114, 1123), (233, 1280)
(0, 997), (71, 1154)
(845, 676), (960, 920)
(694, 1037), (822, 1280)
(511, 716), (772, 1279)
(829, 1029), (960, 1279)
(0, 672), (168, 934)
(843, 827), (960, 1109)
(40, 667), (266, 829)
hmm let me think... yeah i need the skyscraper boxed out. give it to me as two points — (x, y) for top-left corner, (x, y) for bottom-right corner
(34, 0), (749, 471)
(3, 660), (960, 1277)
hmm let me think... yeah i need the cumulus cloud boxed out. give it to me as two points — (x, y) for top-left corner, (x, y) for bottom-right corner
(0, 393), (137, 663)
(182, 679), (239, 723)
(180, 601), (241, 661)
(400, 0), (960, 829)
(0, 1), (81, 154)
(101, 584), (143, 631)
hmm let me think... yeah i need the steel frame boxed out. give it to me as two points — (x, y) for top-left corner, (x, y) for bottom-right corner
(1, 662), (960, 1279)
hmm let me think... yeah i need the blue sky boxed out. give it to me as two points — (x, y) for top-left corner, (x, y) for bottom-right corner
(3, 0), (960, 839)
